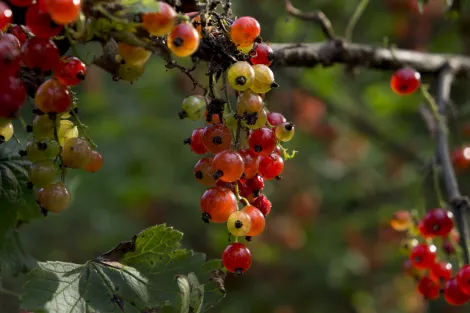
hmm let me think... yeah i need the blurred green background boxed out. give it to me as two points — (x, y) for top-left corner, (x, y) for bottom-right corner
(4, 0), (470, 312)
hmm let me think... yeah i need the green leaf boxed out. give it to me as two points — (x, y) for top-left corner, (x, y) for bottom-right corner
(120, 0), (159, 13)
(0, 230), (36, 275)
(0, 144), (30, 202)
(21, 224), (226, 313)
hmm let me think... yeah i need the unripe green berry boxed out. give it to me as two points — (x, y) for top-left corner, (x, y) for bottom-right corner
(181, 95), (206, 121)
(28, 161), (57, 187)
(275, 122), (295, 142)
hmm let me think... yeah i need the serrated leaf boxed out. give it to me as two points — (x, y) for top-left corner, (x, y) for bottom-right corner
(0, 144), (30, 202)
(0, 230), (36, 275)
(120, 0), (159, 13)
(21, 224), (225, 313)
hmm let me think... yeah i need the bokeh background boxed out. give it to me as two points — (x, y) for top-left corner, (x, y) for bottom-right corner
(3, 0), (470, 312)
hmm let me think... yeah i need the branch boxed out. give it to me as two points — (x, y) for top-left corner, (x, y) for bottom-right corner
(270, 42), (470, 78)
(435, 65), (470, 265)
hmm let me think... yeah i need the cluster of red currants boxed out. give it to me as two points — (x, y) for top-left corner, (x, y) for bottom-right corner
(0, 0), (103, 214)
(180, 16), (295, 275)
(391, 208), (470, 305)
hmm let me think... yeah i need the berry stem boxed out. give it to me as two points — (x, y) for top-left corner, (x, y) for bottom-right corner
(51, 115), (67, 182)
(70, 110), (98, 149)
(431, 161), (446, 208)
(345, 0), (369, 42)
(222, 72), (233, 113)
(421, 85), (441, 124)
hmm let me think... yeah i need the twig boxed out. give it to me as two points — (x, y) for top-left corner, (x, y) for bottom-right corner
(165, 60), (206, 92)
(434, 64), (470, 265)
(345, 0), (369, 42)
(283, 0), (336, 40)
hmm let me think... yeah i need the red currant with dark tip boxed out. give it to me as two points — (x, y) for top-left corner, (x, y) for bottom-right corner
(222, 242), (252, 274)
(430, 261), (452, 284)
(267, 112), (286, 126)
(409, 243), (437, 269)
(0, 75), (26, 118)
(417, 276), (440, 300)
(212, 150), (245, 182)
(420, 208), (454, 237)
(245, 174), (264, 194)
(0, 1), (12, 30)
(250, 43), (274, 66)
(252, 194), (271, 216)
(456, 265), (470, 295)
(390, 67), (421, 95)
(184, 128), (206, 154)
(239, 148), (259, 179)
(258, 153), (284, 180)
(21, 37), (60, 72)
(444, 277), (470, 305)
(194, 158), (215, 187)
(202, 124), (232, 154)
(0, 35), (21, 76)
(200, 186), (237, 223)
(54, 56), (86, 86)
(26, 3), (63, 38)
(248, 127), (277, 156)
(452, 146), (470, 172)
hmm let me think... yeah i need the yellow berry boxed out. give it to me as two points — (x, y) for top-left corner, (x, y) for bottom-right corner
(227, 210), (252, 237)
(227, 61), (255, 91)
(250, 64), (277, 94)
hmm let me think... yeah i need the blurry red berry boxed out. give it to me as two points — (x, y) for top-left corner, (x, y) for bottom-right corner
(0, 1), (12, 30)
(21, 37), (60, 72)
(410, 243), (437, 269)
(26, 3), (63, 38)
(390, 67), (421, 95)
(0, 75), (26, 118)
(456, 265), (470, 295)
(417, 276), (440, 300)
(8, 25), (28, 45)
(420, 208), (454, 237)
(452, 146), (470, 172)
(444, 277), (470, 305)
(430, 261), (452, 284)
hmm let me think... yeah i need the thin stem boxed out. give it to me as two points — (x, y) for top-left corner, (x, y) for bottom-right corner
(51, 115), (66, 182)
(70, 110), (98, 149)
(431, 160), (446, 208)
(421, 85), (441, 123)
(345, 0), (369, 42)
(222, 72), (233, 113)
(0, 287), (20, 298)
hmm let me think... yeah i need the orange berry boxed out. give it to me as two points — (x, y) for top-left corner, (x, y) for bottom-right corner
(167, 22), (200, 57)
(230, 16), (260, 47)
(84, 150), (104, 173)
(390, 210), (413, 231)
(46, 0), (81, 25)
(142, 1), (177, 36)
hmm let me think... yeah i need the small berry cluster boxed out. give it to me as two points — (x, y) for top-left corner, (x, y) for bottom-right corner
(391, 209), (470, 305)
(179, 16), (295, 275)
(0, 0), (103, 214)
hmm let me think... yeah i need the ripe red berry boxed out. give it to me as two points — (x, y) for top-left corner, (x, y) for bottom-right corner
(167, 22), (200, 57)
(417, 276), (440, 300)
(222, 242), (252, 274)
(10, 0), (32, 6)
(142, 1), (177, 36)
(258, 153), (284, 180)
(444, 277), (470, 305)
(250, 43), (274, 66)
(8, 25), (28, 45)
(186, 128), (206, 154)
(430, 261), (452, 284)
(239, 148), (259, 179)
(452, 146), (470, 172)
(420, 208), (454, 237)
(252, 194), (271, 216)
(202, 124), (232, 154)
(390, 67), (421, 95)
(267, 112), (286, 126)
(212, 150), (245, 182)
(410, 243), (437, 269)
(456, 265), (470, 295)
(245, 174), (264, 194)
(54, 56), (86, 86)
(45, 0), (81, 25)
(0, 75), (26, 118)
(237, 180), (256, 202)
(0, 2), (12, 30)
(241, 205), (265, 237)
(200, 186), (237, 223)
(230, 16), (260, 47)
(248, 127), (277, 156)
(84, 150), (104, 173)
(21, 37), (60, 72)
(417, 220), (431, 238)
(194, 157), (215, 187)
(0, 34), (21, 76)
(35, 78), (72, 113)
(26, 3), (63, 38)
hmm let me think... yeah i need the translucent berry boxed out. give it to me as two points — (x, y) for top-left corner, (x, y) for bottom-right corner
(239, 148), (259, 179)
(54, 56), (86, 86)
(410, 243), (437, 269)
(227, 61), (255, 91)
(248, 127), (277, 156)
(37, 182), (71, 213)
(167, 22), (199, 57)
(8, 25), (28, 45)
(457, 265), (470, 295)
(212, 150), (245, 182)
(430, 261), (452, 284)
(0, 1), (12, 30)
(0, 119), (13, 143)
(275, 122), (295, 142)
(244, 108), (267, 130)
(420, 208), (454, 237)
(142, 1), (177, 36)
(117, 63), (145, 83)
(258, 153), (284, 180)
(21, 37), (60, 72)
(84, 150), (104, 173)
(57, 119), (78, 145)
(252, 194), (271, 216)
(181, 95), (206, 120)
(390, 210), (413, 231)
(200, 186), (237, 223)
(194, 157), (215, 187)
(250, 43), (274, 66)
(250, 64), (277, 94)
(26, 3), (63, 38)
(245, 174), (264, 193)
(117, 42), (152, 66)
(452, 146), (470, 172)
(35, 78), (72, 113)
(227, 211), (252, 237)
(241, 205), (265, 236)
(32, 114), (59, 139)
(417, 276), (440, 300)
(0, 34), (21, 76)
(222, 242), (252, 274)
(202, 124), (232, 154)
(267, 112), (286, 126)
(186, 128), (206, 154)
(230, 16), (260, 47)
(45, 0), (81, 25)
(444, 277), (470, 305)
(236, 90), (263, 115)
(391, 67), (421, 95)
(0, 76), (26, 118)
(26, 140), (60, 162)
(28, 161), (57, 187)
(61, 137), (92, 169)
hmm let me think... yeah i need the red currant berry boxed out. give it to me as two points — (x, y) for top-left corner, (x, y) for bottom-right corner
(245, 174), (264, 194)
(390, 67), (421, 95)
(230, 16), (260, 47)
(200, 186), (237, 223)
(248, 127), (277, 156)
(202, 124), (232, 154)
(10, 0), (32, 6)
(250, 43), (274, 66)
(45, 0), (81, 25)
(0, 35), (21, 76)
(252, 194), (271, 216)
(452, 146), (470, 172)
(26, 3), (63, 38)
(444, 277), (470, 305)
(237, 180), (256, 202)
(420, 208), (454, 237)
(417, 220), (432, 238)
(239, 148), (259, 179)
(167, 22), (200, 57)
(21, 37), (60, 72)
(8, 25), (28, 45)
(0, 75), (26, 118)
(241, 205), (265, 237)
(430, 261), (452, 284)
(0, 1), (12, 30)
(267, 112), (286, 126)
(185, 128), (206, 155)
(410, 243), (437, 269)
(35, 78), (72, 113)
(194, 157), (215, 187)
(222, 243), (252, 275)
(417, 276), (440, 300)
(258, 153), (284, 180)
(54, 56), (86, 86)
(142, 1), (177, 36)
(37, 182), (71, 213)
(212, 150), (245, 182)
(456, 265), (470, 295)
(84, 150), (104, 173)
